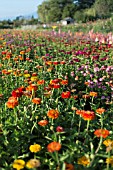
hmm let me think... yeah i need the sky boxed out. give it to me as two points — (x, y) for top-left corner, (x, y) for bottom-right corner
(0, 0), (44, 20)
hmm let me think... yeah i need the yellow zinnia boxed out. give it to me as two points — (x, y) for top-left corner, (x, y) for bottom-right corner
(103, 139), (113, 147)
(77, 156), (90, 167)
(29, 144), (41, 153)
(106, 156), (113, 166)
(24, 73), (30, 78)
(31, 76), (38, 82)
(12, 159), (25, 170)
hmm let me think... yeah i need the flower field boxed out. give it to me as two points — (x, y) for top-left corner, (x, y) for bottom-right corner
(0, 29), (113, 170)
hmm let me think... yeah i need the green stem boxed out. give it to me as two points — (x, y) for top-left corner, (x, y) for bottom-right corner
(89, 136), (103, 167)
(107, 151), (111, 170)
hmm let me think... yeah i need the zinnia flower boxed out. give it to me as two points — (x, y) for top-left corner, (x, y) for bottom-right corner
(106, 156), (113, 166)
(61, 91), (71, 99)
(56, 126), (64, 132)
(29, 144), (41, 153)
(96, 108), (105, 114)
(94, 129), (110, 138)
(12, 87), (24, 98)
(82, 110), (95, 121)
(38, 120), (48, 126)
(47, 109), (59, 119)
(32, 98), (41, 104)
(26, 159), (41, 169)
(65, 163), (75, 170)
(47, 141), (61, 152)
(60, 79), (68, 85)
(89, 91), (98, 97)
(103, 139), (113, 147)
(12, 159), (25, 170)
(77, 156), (90, 167)
(6, 97), (18, 109)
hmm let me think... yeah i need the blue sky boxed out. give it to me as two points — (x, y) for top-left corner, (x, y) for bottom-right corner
(0, 0), (43, 20)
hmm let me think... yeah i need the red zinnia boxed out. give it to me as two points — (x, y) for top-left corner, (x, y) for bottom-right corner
(12, 87), (24, 98)
(94, 129), (110, 138)
(61, 91), (71, 99)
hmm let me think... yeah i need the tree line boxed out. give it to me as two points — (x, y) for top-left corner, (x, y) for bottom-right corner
(37, 0), (113, 23)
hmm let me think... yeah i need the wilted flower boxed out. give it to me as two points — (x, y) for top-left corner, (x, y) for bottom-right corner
(26, 159), (41, 169)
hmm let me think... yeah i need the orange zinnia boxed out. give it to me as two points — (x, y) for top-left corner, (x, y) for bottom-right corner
(47, 109), (59, 119)
(96, 108), (105, 114)
(38, 120), (48, 126)
(6, 97), (18, 109)
(94, 129), (110, 138)
(32, 98), (41, 104)
(76, 110), (85, 115)
(82, 110), (95, 121)
(37, 80), (45, 85)
(65, 163), (75, 170)
(26, 84), (38, 91)
(89, 92), (98, 97)
(60, 80), (68, 85)
(47, 141), (61, 152)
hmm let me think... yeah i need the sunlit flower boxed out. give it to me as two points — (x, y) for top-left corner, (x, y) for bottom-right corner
(77, 156), (90, 167)
(38, 120), (48, 126)
(89, 91), (98, 97)
(47, 141), (61, 152)
(94, 129), (110, 138)
(106, 156), (113, 166)
(20, 51), (25, 55)
(47, 109), (59, 119)
(103, 139), (113, 147)
(31, 76), (38, 82)
(82, 110), (95, 121)
(26, 159), (41, 169)
(29, 144), (41, 153)
(32, 98), (41, 104)
(6, 97), (18, 109)
(60, 79), (68, 85)
(76, 110), (85, 115)
(96, 108), (105, 114)
(24, 73), (30, 78)
(12, 159), (25, 170)
(12, 87), (24, 98)
(26, 84), (38, 91)
(61, 91), (71, 99)
(37, 80), (45, 85)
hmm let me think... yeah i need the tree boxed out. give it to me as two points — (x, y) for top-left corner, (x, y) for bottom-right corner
(77, 0), (96, 9)
(37, 0), (77, 23)
(94, 0), (113, 18)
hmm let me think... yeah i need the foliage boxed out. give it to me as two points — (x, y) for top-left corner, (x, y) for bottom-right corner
(93, 0), (113, 18)
(0, 29), (113, 170)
